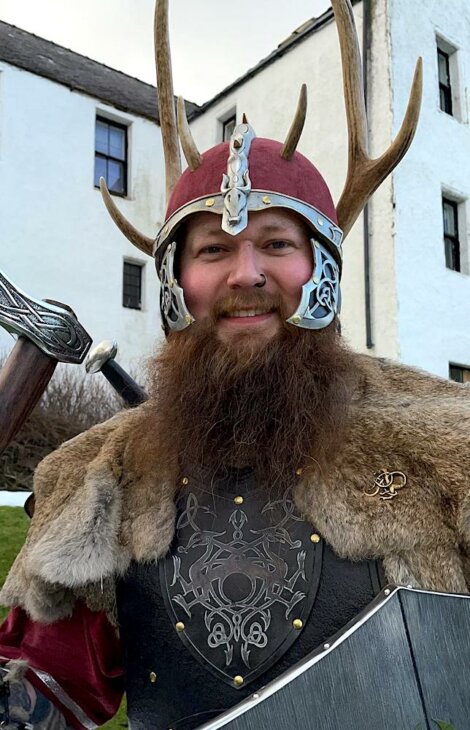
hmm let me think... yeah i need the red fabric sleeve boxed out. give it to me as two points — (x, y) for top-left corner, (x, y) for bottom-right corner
(0, 603), (124, 728)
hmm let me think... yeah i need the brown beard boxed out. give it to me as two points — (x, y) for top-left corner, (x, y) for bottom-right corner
(139, 292), (360, 494)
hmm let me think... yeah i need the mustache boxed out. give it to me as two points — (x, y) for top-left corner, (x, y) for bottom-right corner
(211, 291), (285, 320)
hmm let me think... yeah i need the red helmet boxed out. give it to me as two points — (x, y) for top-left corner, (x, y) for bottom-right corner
(153, 125), (343, 331)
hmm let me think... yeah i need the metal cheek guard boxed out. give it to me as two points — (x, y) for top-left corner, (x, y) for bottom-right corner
(158, 241), (194, 332)
(287, 238), (341, 330)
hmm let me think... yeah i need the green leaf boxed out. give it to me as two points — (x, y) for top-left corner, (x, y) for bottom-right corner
(433, 721), (455, 730)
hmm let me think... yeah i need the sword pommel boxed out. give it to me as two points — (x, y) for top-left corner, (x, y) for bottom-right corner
(85, 340), (147, 407)
(85, 340), (118, 374)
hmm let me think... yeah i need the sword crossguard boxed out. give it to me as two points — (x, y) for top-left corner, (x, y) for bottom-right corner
(0, 269), (92, 364)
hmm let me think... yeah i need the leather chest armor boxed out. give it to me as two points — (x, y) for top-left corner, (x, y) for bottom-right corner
(117, 467), (384, 730)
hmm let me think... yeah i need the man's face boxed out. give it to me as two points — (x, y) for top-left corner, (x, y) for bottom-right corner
(179, 209), (313, 344)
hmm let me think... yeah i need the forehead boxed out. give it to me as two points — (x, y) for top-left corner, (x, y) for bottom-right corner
(183, 208), (312, 243)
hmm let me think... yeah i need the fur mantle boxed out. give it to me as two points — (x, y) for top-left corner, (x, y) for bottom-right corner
(1, 355), (469, 624)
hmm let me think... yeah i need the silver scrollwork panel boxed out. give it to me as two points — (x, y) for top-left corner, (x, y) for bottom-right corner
(0, 270), (91, 363)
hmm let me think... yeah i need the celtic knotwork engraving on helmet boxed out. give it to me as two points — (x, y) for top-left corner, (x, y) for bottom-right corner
(220, 123), (256, 235)
(0, 270), (91, 363)
(287, 239), (341, 330)
(169, 490), (308, 676)
(158, 242), (193, 331)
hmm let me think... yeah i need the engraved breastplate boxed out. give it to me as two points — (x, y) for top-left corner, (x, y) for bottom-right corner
(159, 467), (321, 688)
(117, 467), (385, 730)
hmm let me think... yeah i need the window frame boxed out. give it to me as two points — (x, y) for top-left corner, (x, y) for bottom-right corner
(438, 48), (453, 115)
(94, 116), (128, 197)
(436, 35), (464, 121)
(222, 114), (237, 142)
(217, 107), (237, 143)
(449, 364), (470, 384)
(122, 260), (144, 311)
(442, 197), (461, 273)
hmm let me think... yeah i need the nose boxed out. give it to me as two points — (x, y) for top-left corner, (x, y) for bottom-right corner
(226, 244), (263, 289)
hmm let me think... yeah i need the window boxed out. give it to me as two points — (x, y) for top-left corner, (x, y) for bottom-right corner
(123, 261), (143, 310)
(449, 364), (470, 384)
(436, 36), (462, 120)
(222, 115), (236, 142)
(94, 117), (127, 195)
(442, 197), (461, 272)
(438, 48), (453, 114)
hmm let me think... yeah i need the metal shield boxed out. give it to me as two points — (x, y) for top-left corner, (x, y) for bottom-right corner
(198, 586), (470, 730)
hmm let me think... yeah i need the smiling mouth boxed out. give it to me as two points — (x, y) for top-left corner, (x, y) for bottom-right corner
(222, 308), (274, 318)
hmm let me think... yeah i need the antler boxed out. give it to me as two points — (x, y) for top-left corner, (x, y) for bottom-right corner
(281, 84), (308, 160)
(332, 0), (423, 237)
(100, 179), (154, 256)
(155, 0), (182, 201)
(177, 96), (202, 170)
(99, 0), (181, 253)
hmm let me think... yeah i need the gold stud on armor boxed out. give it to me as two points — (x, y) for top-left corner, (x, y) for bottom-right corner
(205, 198), (215, 207)
(149, 671), (157, 683)
(262, 196), (272, 205)
(293, 619), (303, 630)
(175, 621), (185, 632)
(234, 496), (244, 505)
(310, 533), (321, 544)
(233, 675), (244, 687)
(291, 315), (301, 324)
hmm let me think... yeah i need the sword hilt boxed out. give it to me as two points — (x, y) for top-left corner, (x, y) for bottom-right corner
(0, 337), (57, 452)
(0, 270), (93, 454)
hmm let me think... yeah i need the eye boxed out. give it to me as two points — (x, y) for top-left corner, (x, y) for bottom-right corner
(267, 240), (293, 250)
(198, 244), (226, 255)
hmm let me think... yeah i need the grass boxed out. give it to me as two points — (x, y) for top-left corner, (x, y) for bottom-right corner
(0, 506), (127, 728)
(0, 507), (29, 622)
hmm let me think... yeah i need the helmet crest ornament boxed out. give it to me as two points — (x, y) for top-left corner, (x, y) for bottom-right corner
(220, 123), (256, 235)
(100, 0), (423, 334)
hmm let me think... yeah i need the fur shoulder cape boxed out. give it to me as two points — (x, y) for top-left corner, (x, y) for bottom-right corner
(1, 355), (469, 624)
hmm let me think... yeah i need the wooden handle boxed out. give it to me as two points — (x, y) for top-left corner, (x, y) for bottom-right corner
(0, 337), (57, 452)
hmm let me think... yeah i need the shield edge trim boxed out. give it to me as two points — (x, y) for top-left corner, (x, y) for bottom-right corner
(198, 584), (470, 730)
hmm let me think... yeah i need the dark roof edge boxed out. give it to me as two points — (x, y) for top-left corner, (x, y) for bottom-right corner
(0, 20), (200, 120)
(189, 2), (361, 121)
(0, 21), (158, 91)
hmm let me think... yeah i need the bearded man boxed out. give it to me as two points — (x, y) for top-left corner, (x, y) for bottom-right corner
(1, 1), (470, 729)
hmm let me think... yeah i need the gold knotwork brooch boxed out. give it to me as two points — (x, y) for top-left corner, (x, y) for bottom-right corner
(364, 469), (407, 501)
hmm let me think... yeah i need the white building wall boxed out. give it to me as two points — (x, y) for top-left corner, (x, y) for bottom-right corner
(364, 0), (399, 360)
(189, 3), (383, 357)
(3, 2), (468, 380)
(0, 62), (165, 375)
(390, 0), (470, 377)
